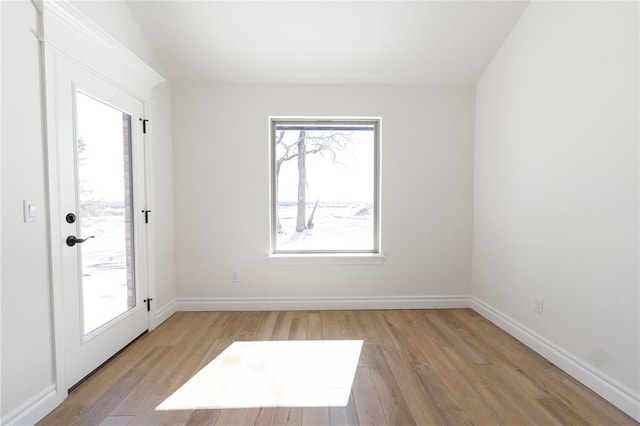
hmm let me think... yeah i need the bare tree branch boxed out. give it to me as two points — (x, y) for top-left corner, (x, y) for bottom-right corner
(275, 128), (354, 233)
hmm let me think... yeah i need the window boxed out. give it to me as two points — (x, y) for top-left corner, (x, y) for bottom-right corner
(270, 118), (380, 254)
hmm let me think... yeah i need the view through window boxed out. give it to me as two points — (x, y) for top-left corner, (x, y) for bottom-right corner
(76, 91), (136, 334)
(271, 118), (380, 253)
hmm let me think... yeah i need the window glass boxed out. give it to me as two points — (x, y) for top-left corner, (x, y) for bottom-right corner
(271, 119), (380, 253)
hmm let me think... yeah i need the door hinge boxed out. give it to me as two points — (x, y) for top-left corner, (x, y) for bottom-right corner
(139, 118), (149, 134)
(142, 209), (151, 223)
(143, 298), (153, 312)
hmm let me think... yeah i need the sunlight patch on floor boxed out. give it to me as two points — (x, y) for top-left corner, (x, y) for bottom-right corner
(156, 340), (363, 410)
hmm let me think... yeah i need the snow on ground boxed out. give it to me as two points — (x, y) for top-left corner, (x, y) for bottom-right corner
(80, 215), (130, 334)
(277, 204), (374, 251)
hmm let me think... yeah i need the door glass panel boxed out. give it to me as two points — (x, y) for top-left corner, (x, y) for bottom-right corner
(76, 91), (136, 335)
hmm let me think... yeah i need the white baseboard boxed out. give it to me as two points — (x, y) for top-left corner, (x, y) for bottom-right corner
(2, 385), (60, 426)
(151, 299), (177, 330)
(471, 297), (640, 422)
(176, 295), (471, 311)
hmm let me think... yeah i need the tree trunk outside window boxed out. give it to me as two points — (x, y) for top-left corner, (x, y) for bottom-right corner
(296, 130), (307, 232)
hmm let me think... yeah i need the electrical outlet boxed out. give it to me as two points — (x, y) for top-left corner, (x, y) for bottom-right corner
(232, 272), (240, 283)
(534, 297), (544, 315)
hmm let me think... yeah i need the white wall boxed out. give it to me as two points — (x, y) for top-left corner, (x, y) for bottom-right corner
(173, 84), (475, 307)
(149, 81), (177, 321)
(70, 0), (166, 77)
(1, 0), (55, 420)
(473, 1), (639, 418)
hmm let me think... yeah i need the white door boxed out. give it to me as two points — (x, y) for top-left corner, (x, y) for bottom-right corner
(54, 56), (149, 389)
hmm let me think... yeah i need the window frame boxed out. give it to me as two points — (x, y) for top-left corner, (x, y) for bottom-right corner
(269, 117), (382, 255)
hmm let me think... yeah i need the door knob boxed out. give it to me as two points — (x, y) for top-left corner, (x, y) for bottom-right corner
(66, 235), (95, 247)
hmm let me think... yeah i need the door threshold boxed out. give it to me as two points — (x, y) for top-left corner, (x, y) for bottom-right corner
(68, 330), (148, 394)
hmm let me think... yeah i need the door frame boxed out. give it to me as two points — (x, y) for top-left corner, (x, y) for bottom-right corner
(39, 0), (164, 404)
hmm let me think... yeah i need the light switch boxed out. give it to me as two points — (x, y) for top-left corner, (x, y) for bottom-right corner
(24, 199), (37, 223)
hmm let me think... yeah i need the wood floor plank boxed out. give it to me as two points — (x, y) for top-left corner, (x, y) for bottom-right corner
(61, 335), (158, 410)
(433, 347), (525, 425)
(451, 309), (537, 364)
(328, 406), (349, 426)
(258, 311), (279, 341)
(474, 364), (563, 425)
(370, 312), (402, 351)
(271, 311), (295, 340)
(158, 408), (192, 425)
(246, 407), (276, 425)
(301, 407), (330, 425)
(129, 314), (217, 397)
(359, 311), (398, 349)
(213, 408), (248, 426)
(144, 312), (196, 347)
(435, 347), (482, 400)
(197, 337), (235, 371)
(425, 312), (489, 365)
(186, 409), (219, 425)
(341, 311), (366, 343)
(38, 310), (639, 426)
(537, 397), (589, 425)
(82, 346), (170, 422)
(320, 310), (344, 340)
(351, 366), (387, 425)
(306, 311), (323, 339)
(272, 407), (302, 425)
(99, 416), (133, 426)
(213, 311), (250, 339)
(126, 395), (166, 425)
(383, 310), (434, 367)
(380, 347), (444, 425)
(456, 398), (499, 425)
(363, 344), (416, 425)
(235, 311), (268, 341)
(111, 331), (209, 415)
(109, 392), (147, 419)
(288, 315), (308, 340)
(416, 311), (454, 349)
(414, 365), (473, 425)
(163, 316), (231, 395)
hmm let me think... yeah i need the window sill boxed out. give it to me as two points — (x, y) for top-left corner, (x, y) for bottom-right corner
(267, 253), (386, 265)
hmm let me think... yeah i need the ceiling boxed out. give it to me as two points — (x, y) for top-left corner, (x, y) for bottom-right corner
(126, 1), (529, 85)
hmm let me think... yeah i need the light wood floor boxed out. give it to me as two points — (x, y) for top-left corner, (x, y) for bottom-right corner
(39, 310), (637, 425)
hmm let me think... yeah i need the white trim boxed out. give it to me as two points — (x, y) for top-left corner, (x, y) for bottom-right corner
(267, 253), (386, 265)
(1, 385), (58, 426)
(177, 295), (471, 311)
(471, 297), (640, 422)
(43, 35), (69, 413)
(40, 0), (164, 100)
(154, 300), (178, 329)
(269, 117), (382, 256)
